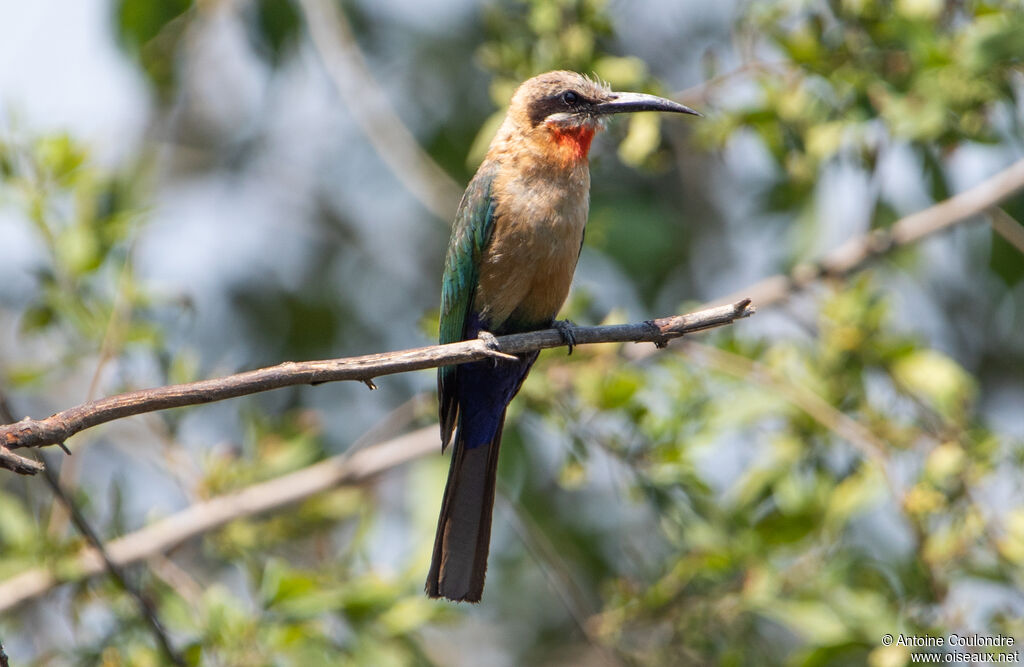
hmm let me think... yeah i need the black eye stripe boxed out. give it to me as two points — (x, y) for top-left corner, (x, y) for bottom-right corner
(526, 90), (594, 126)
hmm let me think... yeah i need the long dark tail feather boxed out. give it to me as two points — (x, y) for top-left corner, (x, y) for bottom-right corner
(427, 352), (537, 601)
(425, 413), (506, 602)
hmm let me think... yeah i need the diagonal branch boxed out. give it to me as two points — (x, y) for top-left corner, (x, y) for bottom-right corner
(40, 458), (186, 666)
(990, 207), (1024, 255)
(295, 0), (463, 220)
(0, 445), (44, 475)
(0, 397), (186, 655)
(0, 393), (43, 475)
(0, 300), (755, 455)
(712, 157), (1024, 308)
(0, 426), (439, 613)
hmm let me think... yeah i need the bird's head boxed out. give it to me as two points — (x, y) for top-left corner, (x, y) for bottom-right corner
(498, 70), (700, 166)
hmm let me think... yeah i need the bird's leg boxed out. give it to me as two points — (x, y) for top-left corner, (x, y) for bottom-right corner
(477, 330), (500, 350)
(477, 330), (520, 365)
(553, 319), (577, 355)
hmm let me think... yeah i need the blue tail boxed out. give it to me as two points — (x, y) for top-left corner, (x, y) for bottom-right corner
(456, 354), (536, 448)
(425, 351), (538, 601)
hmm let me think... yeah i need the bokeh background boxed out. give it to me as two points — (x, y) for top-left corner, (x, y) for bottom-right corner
(0, 0), (1022, 664)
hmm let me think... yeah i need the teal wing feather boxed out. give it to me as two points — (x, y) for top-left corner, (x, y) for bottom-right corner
(438, 162), (500, 450)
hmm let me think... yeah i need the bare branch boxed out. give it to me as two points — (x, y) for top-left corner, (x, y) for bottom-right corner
(40, 458), (185, 666)
(0, 445), (44, 475)
(296, 0), (463, 220)
(0, 394), (44, 475)
(0, 426), (438, 613)
(0, 301), (755, 453)
(990, 207), (1024, 256)
(712, 157), (1024, 308)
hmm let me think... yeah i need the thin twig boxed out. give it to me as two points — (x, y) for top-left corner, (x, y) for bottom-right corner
(40, 457), (186, 666)
(295, 0), (463, 220)
(501, 498), (622, 667)
(0, 301), (755, 454)
(49, 252), (138, 537)
(0, 426), (438, 613)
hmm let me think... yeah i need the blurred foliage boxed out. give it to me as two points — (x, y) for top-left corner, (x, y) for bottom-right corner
(520, 275), (1024, 664)
(699, 0), (1024, 259)
(1, 0), (1023, 665)
(473, 0), (706, 298)
(249, 0), (302, 64)
(471, 0), (674, 169)
(114, 0), (193, 101)
(0, 133), (162, 391)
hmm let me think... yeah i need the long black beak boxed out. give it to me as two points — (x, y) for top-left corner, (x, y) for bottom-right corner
(593, 91), (701, 117)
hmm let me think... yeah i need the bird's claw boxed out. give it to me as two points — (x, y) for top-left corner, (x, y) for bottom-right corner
(477, 330), (499, 350)
(477, 330), (519, 365)
(554, 319), (577, 355)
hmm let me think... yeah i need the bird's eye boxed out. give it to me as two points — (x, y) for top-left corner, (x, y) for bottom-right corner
(561, 90), (579, 105)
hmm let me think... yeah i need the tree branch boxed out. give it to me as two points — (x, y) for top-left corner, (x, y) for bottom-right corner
(40, 457), (186, 666)
(712, 157), (1024, 308)
(0, 426), (439, 613)
(0, 393), (43, 475)
(0, 445), (44, 475)
(0, 301), (755, 455)
(295, 0), (464, 220)
(990, 207), (1024, 256)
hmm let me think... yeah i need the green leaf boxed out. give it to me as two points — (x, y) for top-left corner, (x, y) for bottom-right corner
(825, 465), (884, 529)
(115, 0), (193, 97)
(115, 0), (192, 48)
(0, 492), (37, 548)
(251, 0), (301, 64)
(618, 113), (662, 168)
(5, 363), (51, 388)
(891, 349), (976, 420)
(760, 599), (851, 645)
(18, 303), (55, 333)
(35, 134), (86, 184)
(378, 596), (440, 636)
(55, 223), (102, 275)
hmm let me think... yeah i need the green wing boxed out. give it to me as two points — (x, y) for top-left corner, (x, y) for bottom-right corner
(438, 162), (499, 450)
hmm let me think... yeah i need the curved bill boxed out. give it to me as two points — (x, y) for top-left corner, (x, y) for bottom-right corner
(593, 91), (701, 117)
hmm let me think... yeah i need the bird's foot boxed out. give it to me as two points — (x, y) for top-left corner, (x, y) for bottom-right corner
(477, 330), (519, 363)
(553, 319), (577, 355)
(478, 330), (499, 349)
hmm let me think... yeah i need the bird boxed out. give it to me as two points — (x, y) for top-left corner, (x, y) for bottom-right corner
(427, 70), (700, 602)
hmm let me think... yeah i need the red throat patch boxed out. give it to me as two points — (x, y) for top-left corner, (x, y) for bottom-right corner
(548, 125), (596, 164)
